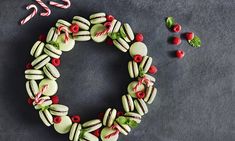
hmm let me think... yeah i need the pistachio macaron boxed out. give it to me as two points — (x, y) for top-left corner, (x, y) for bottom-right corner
(39, 79), (58, 96)
(49, 104), (69, 116)
(72, 16), (91, 30)
(103, 108), (117, 127)
(31, 54), (51, 69)
(128, 61), (139, 78)
(39, 109), (53, 126)
(127, 81), (145, 98)
(73, 31), (91, 41)
(89, 12), (106, 24)
(33, 96), (52, 110)
(30, 41), (44, 58)
(54, 116), (72, 134)
(80, 132), (99, 141)
(44, 44), (62, 59)
(26, 80), (39, 99)
(129, 42), (148, 57)
(113, 120), (131, 135)
(134, 99), (148, 116)
(90, 24), (108, 43)
(43, 63), (60, 80)
(113, 38), (130, 52)
(101, 127), (119, 141)
(124, 112), (142, 124)
(139, 56), (153, 74)
(108, 19), (121, 34)
(122, 95), (134, 112)
(25, 69), (44, 80)
(56, 19), (72, 33)
(120, 23), (134, 42)
(144, 86), (157, 104)
(46, 27), (59, 43)
(56, 33), (75, 52)
(140, 74), (156, 84)
(82, 119), (102, 132)
(69, 123), (82, 141)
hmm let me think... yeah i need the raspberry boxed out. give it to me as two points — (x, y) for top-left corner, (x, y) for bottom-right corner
(38, 34), (47, 42)
(133, 54), (143, 63)
(53, 116), (62, 124)
(176, 50), (185, 59)
(106, 15), (115, 22)
(51, 95), (59, 104)
(26, 63), (32, 69)
(185, 32), (194, 40)
(172, 24), (181, 32)
(135, 33), (144, 42)
(71, 115), (81, 123)
(136, 91), (146, 99)
(106, 38), (114, 46)
(51, 58), (61, 67)
(92, 129), (101, 137)
(27, 98), (34, 105)
(117, 111), (124, 117)
(98, 112), (104, 120)
(172, 37), (181, 45)
(148, 65), (158, 74)
(70, 24), (79, 33)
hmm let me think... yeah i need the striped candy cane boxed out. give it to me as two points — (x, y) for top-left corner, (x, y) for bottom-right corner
(34, 85), (49, 105)
(49, 0), (71, 9)
(35, 0), (51, 16)
(57, 26), (70, 43)
(96, 22), (112, 37)
(133, 77), (153, 92)
(20, 4), (38, 25)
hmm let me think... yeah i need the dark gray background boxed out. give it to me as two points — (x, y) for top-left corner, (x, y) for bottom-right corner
(0, 0), (234, 141)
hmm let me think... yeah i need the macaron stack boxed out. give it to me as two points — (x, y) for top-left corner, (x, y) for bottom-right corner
(24, 12), (158, 141)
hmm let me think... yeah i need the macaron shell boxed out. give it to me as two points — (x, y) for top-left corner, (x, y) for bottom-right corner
(39, 109), (53, 127)
(69, 123), (81, 141)
(30, 41), (44, 58)
(82, 119), (102, 132)
(31, 54), (51, 69)
(103, 108), (111, 126)
(128, 61), (139, 78)
(44, 44), (62, 59)
(80, 132), (99, 141)
(46, 27), (59, 42)
(26, 80), (39, 99)
(39, 79), (58, 96)
(90, 24), (108, 43)
(56, 34), (75, 52)
(139, 56), (153, 73)
(54, 116), (72, 134)
(141, 74), (156, 83)
(113, 38), (129, 52)
(134, 99), (148, 116)
(43, 63), (60, 80)
(101, 127), (119, 141)
(108, 20), (121, 34)
(25, 75), (44, 80)
(144, 86), (157, 104)
(122, 95), (134, 112)
(73, 31), (91, 41)
(49, 104), (69, 116)
(127, 81), (145, 98)
(123, 23), (135, 42)
(129, 42), (148, 57)
(90, 12), (106, 19)
(72, 16), (90, 30)
(108, 109), (117, 127)
(25, 69), (44, 80)
(114, 121), (131, 135)
(124, 112), (141, 123)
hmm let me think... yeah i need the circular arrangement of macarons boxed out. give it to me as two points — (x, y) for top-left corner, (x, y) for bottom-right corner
(25, 12), (158, 141)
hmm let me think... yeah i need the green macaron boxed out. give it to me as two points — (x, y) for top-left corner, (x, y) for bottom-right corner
(49, 104), (69, 116)
(144, 86), (157, 104)
(128, 61), (139, 78)
(25, 69), (44, 80)
(101, 127), (119, 141)
(124, 112), (142, 124)
(39, 109), (53, 127)
(134, 99), (148, 116)
(122, 94), (134, 112)
(113, 120), (131, 135)
(30, 41), (44, 58)
(127, 81), (145, 98)
(139, 56), (153, 74)
(72, 16), (91, 31)
(89, 12), (106, 24)
(103, 108), (117, 127)
(129, 42), (148, 57)
(120, 23), (135, 42)
(108, 19), (121, 34)
(90, 24), (108, 43)
(39, 79), (58, 96)
(69, 123), (82, 141)
(33, 96), (52, 110)
(56, 19), (72, 33)
(43, 63), (60, 80)
(46, 27), (59, 43)
(113, 38), (130, 52)
(54, 116), (72, 134)
(82, 119), (102, 132)
(31, 54), (51, 69)
(44, 44), (62, 59)
(26, 80), (39, 99)
(80, 132), (99, 141)
(73, 31), (91, 41)
(56, 33), (75, 52)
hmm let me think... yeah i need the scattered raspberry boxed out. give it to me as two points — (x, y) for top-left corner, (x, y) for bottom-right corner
(133, 54), (143, 63)
(106, 38), (114, 46)
(71, 115), (81, 123)
(185, 32), (194, 40)
(176, 50), (185, 59)
(106, 15), (115, 22)
(26, 63), (32, 69)
(172, 24), (181, 33)
(27, 98), (34, 105)
(51, 95), (59, 104)
(135, 33), (144, 42)
(92, 129), (101, 137)
(117, 111), (124, 117)
(98, 112), (104, 120)
(53, 116), (62, 124)
(136, 91), (146, 99)
(172, 37), (181, 45)
(70, 24), (79, 33)
(51, 58), (61, 67)
(148, 65), (158, 74)
(38, 34), (47, 42)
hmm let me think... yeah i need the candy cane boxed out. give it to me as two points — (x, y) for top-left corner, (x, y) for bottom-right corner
(133, 77), (153, 92)
(57, 26), (70, 43)
(34, 85), (48, 105)
(20, 4), (38, 25)
(104, 126), (120, 139)
(35, 0), (51, 16)
(96, 22), (112, 37)
(49, 0), (71, 9)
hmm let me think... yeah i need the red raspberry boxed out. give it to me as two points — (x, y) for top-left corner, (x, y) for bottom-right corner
(172, 37), (181, 45)
(117, 111), (124, 117)
(71, 115), (81, 123)
(53, 116), (62, 124)
(133, 54), (143, 63)
(51, 95), (59, 104)
(135, 33), (144, 42)
(176, 50), (185, 59)
(27, 98), (34, 105)
(92, 129), (101, 137)
(136, 91), (146, 99)
(51, 58), (61, 67)
(26, 63), (32, 69)
(106, 15), (115, 22)
(172, 24), (181, 33)
(70, 24), (79, 33)
(106, 38), (114, 46)
(185, 32), (194, 40)
(38, 34), (47, 42)
(148, 65), (158, 74)
(98, 112), (104, 120)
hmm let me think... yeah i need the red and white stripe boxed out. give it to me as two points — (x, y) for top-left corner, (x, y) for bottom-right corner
(96, 22), (112, 37)
(57, 26), (70, 43)
(35, 0), (51, 16)
(133, 77), (153, 92)
(20, 4), (38, 25)
(34, 85), (49, 105)
(49, 0), (71, 9)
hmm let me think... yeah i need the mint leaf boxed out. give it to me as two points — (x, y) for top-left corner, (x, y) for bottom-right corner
(48, 41), (60, 49)
(108, 32), (121, 40)
(116, 116), (127, 124)
(188, 35), (201, 48)
(127, 120), (138, 128)
(166, 17), (175, 29)
(119, 26), (127, 38)
(139, 67), (145, 77)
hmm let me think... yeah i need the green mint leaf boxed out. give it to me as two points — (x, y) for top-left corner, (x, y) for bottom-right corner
(48, 41), (60, 49)
(108, 32), (121, 40)
(116, 116), (128, 124)
(188, 35), (201, 48)
(139, 67), (145, 77)
(127, 120), (138, 128)
(166, 17), (175, 29)
(119, 26), (127, 38)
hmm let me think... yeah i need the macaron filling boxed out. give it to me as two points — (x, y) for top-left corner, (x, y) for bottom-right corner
(136, 100), (146, 114)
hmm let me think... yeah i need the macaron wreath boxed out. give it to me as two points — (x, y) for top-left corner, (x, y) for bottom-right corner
(25, 12), (158, 141)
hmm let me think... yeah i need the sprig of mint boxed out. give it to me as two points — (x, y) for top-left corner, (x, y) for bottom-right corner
(48, 41), (60, 49)
(188, 35), (201, 48)
(166, 17), (175, 29)
(116, 116), (138, 128)
(39, 105), (49, 111)
(139, 67), (145, 77)
(108, 27), (127, 40)
(119, 26), (127, 38)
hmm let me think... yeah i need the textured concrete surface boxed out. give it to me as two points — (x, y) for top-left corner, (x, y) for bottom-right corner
(0, 0), (234, 141)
